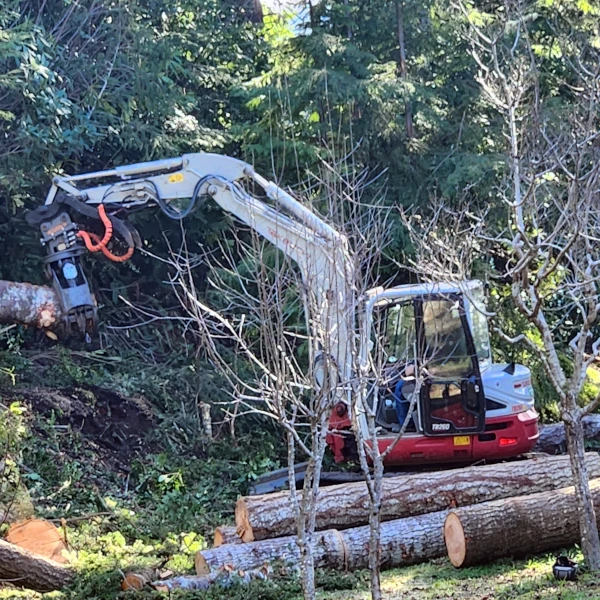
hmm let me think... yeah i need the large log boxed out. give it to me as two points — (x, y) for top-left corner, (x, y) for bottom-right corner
(236, 453), (600, 542)
(445, 478), (600, 568)
(0, 538), (73, 592)
(535, 415), (600, 454)
(196, 510), (448, 575)
(0, 280), (62, 329)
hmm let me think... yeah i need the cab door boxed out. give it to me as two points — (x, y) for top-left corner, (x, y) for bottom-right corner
(416, 295), (485, 436)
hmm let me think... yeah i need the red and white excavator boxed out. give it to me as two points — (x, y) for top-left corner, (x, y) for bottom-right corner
(26, 152), (539, 471)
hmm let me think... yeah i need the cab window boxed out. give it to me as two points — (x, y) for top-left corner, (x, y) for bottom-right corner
(421, 299), (473, 378)
(372, 302), (416, 382)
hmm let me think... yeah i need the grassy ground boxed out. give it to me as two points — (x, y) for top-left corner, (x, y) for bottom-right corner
(4, 551), (600, 600)
(321, 556), (600, 600)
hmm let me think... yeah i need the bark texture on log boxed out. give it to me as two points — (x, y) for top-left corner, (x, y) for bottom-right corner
(153, 575), (213, 591)
(0, 281), (62, 329)
(535, 415), (600, 455)
(0, 538), (73, 592)
(153, 567), (270, 591)
(444, 478), (600, 568)
(236, 453), (600, 541)
(213, 526), (242, 547)
(197, 511), (449, 575)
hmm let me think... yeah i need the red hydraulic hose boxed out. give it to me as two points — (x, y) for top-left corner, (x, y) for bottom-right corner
(85, 231), (135, 263)
(76, 204), (113, 252)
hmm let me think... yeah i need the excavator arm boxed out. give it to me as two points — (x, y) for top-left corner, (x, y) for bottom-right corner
(28, 153), (355, 389)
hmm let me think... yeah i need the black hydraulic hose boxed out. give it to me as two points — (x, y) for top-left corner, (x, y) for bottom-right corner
(156, 175), (214, 220)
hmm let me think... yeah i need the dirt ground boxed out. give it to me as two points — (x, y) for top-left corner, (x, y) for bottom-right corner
(5, 385), (155, 472)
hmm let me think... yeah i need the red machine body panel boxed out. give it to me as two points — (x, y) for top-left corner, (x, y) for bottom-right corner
(326, 408), (539, 466)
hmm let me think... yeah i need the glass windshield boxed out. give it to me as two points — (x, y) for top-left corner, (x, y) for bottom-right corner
(372, 302), (416, 382)
(422, 299), (474, 379)
(468, 288), (491, 369)
(384, 303), (416, 364)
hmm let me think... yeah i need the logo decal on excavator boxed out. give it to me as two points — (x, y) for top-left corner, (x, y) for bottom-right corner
(432, 423), (451, 431)
(167, 173), (184, 183)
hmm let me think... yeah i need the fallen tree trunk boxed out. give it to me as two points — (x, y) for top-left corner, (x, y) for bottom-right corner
(0, 538), (73, 592)
(535, 415), (600, 455)
(445, 477), (600, 568)
(197, 510), (449, 575)
(0, 281), (62, 329)
(213, 526), (241, 547)
(153, 567), (270, 591)
(236, 453), (600, 542)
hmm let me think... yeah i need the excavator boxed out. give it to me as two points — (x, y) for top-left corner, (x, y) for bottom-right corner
(25, 152), (540, 472)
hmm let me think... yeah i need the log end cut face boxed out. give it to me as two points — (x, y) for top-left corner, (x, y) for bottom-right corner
(235, 497), (255, 542)
(195, 552), (210, 576)
(444, 512), (466, 568)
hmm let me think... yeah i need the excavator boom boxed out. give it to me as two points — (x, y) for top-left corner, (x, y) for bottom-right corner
(30, 153), (355, 392)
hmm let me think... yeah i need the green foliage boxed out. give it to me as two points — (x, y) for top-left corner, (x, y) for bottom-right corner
(0, 400), (26, 453)
(0, 401), (34, 522)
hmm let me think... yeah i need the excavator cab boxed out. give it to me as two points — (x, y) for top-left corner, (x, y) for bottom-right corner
(327, 280), (539, 466)
(371, 290), (486, 437)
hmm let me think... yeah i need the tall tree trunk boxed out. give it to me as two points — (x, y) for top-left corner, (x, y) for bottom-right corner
(351, 397), (384, 600)
(307, 0), (315, 29)
(297, 455), (317, 600)
(395, 1), (414, 139)
(343, 0), (352, 39)
(564, 406), (600, 570)
(293, 415), (330, 600)
(367, 460), (383, 600)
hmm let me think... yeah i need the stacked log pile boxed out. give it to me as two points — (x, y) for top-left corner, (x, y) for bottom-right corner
(179, 453), (600, 585)
(234, 454), (600, 542)
(8, 452), (598, 592)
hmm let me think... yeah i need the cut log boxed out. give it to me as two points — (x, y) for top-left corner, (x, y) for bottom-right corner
(213, 526), (241, 547)
(197, 510), (449, 575)
(236, 453), (600, 541)
(0, 280), (63, 329)
(535, 415), (600, 455)
(0, 538), (73, 591)
(6, 519), (68, 564)
(445, 477), (600, 568)
(152, 575), (213, 592)
(153, 567), (270, 591)
(122, 569), (157, 591)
